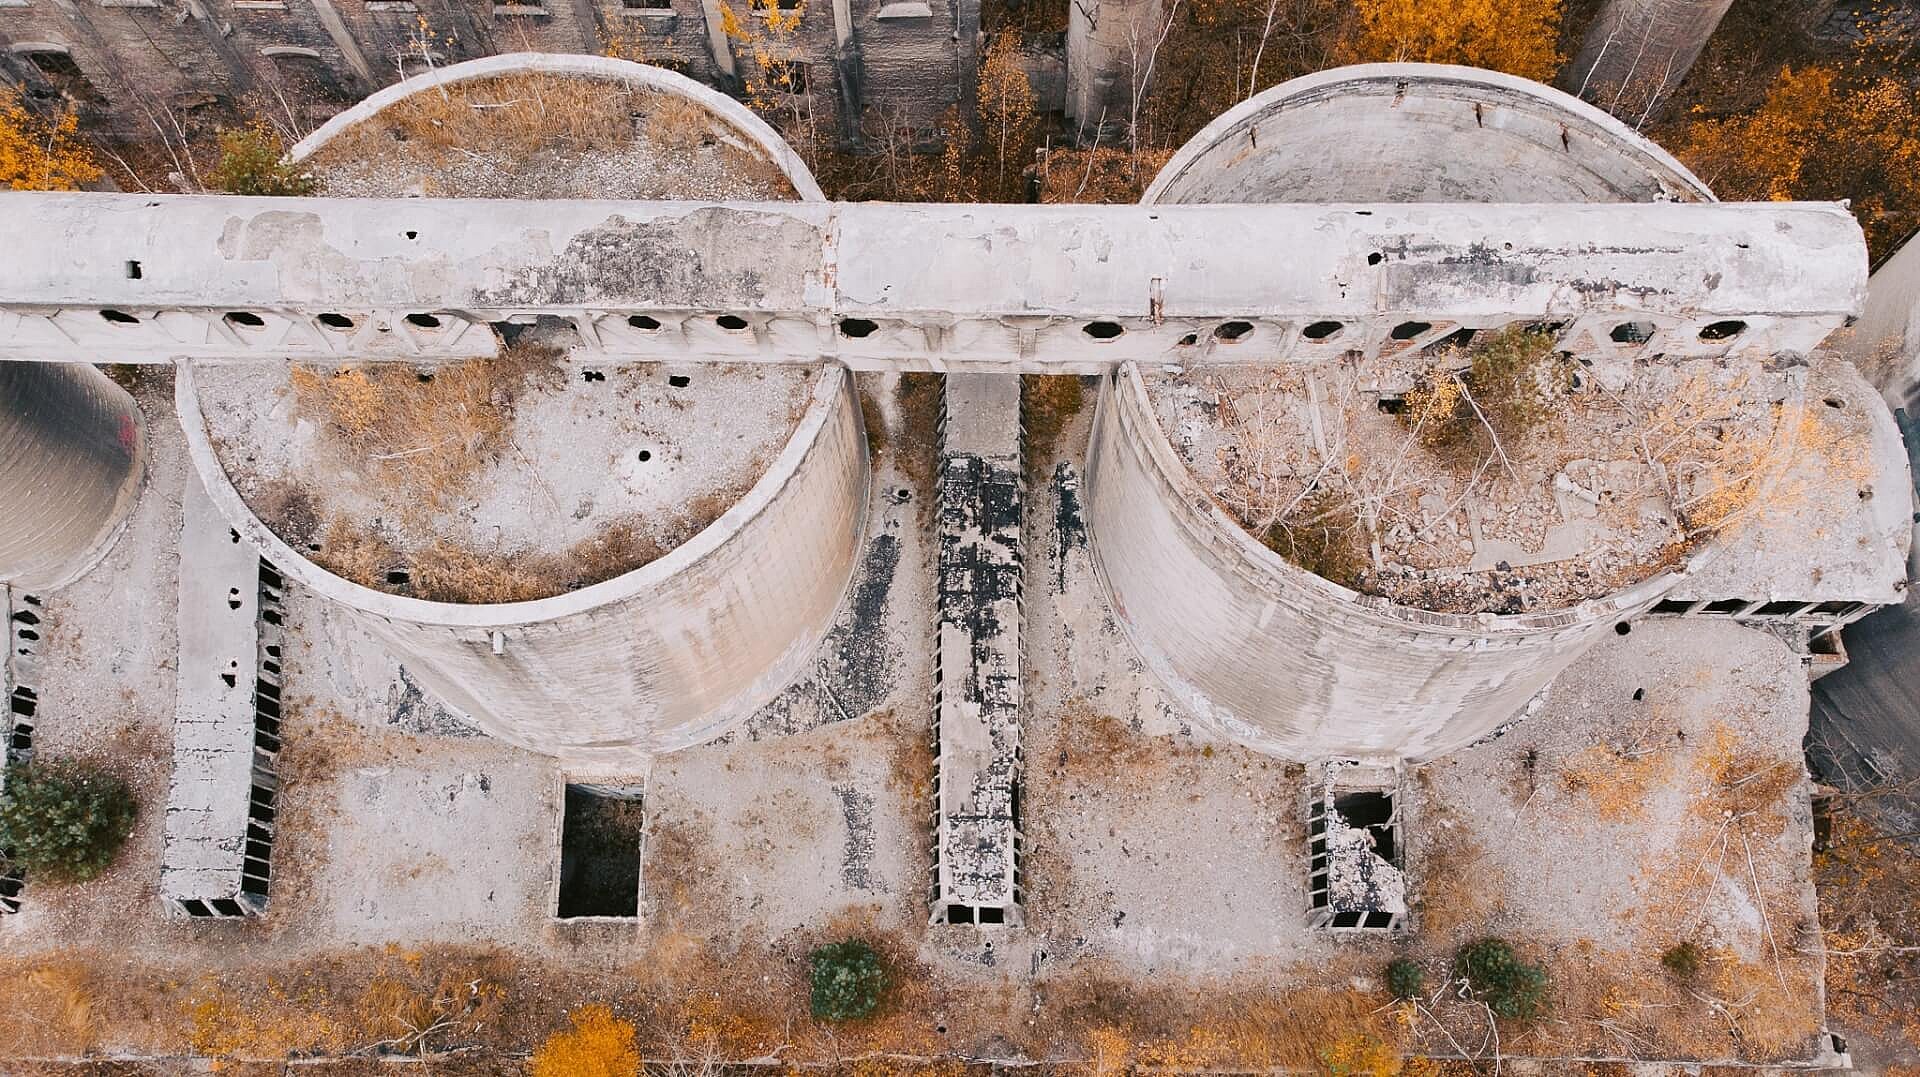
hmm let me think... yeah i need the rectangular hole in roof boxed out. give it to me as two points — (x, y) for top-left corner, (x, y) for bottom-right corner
(557, 784), (643, 919)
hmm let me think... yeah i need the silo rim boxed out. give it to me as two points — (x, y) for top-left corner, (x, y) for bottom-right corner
(287, 52), (826, 203)
(174, 361), (853, 629)
(1141, 62), (1714, 207)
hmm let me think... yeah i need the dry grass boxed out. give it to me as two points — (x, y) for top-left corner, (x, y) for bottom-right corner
(646, 93), (718, 155)
(312, 516), (401, 588)
(285, 342), (565, 521)
(1022, 374), (1086, 469)
(894, 373), (944, 483)
(316, 516), (671, 604)
(1559, 737), (1676, 822)
(316, 74), (635, 164)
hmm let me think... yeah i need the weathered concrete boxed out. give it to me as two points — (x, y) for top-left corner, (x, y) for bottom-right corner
(933, 373), (1023, 923)
(160, 470), (272, 916)
(175, 362), (871, 770)
(1144, 64), (1714, 206)
(1084, 362), (1694, 761)
(1064, 0), (1161, 134)
(0, 196), (1865, 370)
(0, 362), (145, 591)
(1561, 0), (1734, 124)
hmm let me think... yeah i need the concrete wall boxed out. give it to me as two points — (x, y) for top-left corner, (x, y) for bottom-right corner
(1063, 0), (1158, 134)
(1560, 0), (1735, 124)
(1083, 363), (1696, 762)
(176, 362), (870, 770)
(0, 363), (144, 592)
(1143, 64), (1714, 206)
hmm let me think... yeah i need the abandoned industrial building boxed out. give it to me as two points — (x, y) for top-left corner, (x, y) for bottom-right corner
(1, 43), (1918, 1073)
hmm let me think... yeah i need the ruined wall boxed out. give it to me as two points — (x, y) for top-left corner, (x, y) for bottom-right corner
(176, 363), (870, 770)
(1084, 364), (1691, 761)
(0, 0), (972, 142)
(0, 363), (144, 592)
(1063, 0), (1157, 133)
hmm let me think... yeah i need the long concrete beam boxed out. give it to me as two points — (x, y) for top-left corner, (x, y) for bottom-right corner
(0, 193), (1866, 370)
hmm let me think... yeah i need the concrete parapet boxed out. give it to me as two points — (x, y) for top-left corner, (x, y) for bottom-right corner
(1144, 64), (1714, 206)
(1083, 363), (1701, 762)
(175, 363), (870, 769)
(0, 363), (145, 591)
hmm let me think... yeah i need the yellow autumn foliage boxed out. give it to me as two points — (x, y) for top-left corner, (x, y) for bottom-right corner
(0, 89), (101, 191)
(528, 1004), (638, 1077)
(1345, 0), (1564, 82)
(1673, 64), (1920, 260)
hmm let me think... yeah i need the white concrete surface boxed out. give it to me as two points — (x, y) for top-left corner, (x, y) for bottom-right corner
(0, 196), (1864, 369)
(160, 469), (266, 912)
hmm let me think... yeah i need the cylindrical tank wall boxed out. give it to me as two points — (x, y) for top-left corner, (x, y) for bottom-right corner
(1143, 64), (1713, 205)
(1087, 65), (1719, 761)
(1065, 0), (1163, 131)
(178, 54), (853, 769)
(0, 363), (145, 592)
(1561, 0), (1735, 122)
(1086, 365), (1683, 761)
(179, 365), (869, 768)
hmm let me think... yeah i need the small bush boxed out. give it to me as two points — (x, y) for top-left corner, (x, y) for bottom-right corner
(1264, 484), (1370, 587)
(808, 939), (888, 1023)
(1398, 325), (1568, 453)
(208, 123), (316, 196)
(528, 1004), (637, 1077)
(0, 760), (137, 883)
(1319, 1030), (1402, 1076)
(1455, 938), (1549, 1021)
(1385, 957), (1424, 1000)
(1660, 940), (1705, 980)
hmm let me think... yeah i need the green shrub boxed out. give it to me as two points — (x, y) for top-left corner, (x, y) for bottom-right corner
(808, 939), (888, 1023)
(208, 123), (316, 196)
(1455, 938), (1549, 1021)
(1660, 940), (1705, 980)
(0, 760), (137, 883)
(1385, 957), (1425, 1000)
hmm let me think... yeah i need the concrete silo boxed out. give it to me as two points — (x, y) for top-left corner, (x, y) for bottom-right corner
(1085, 64), (1770, 761)
(173, 55), (864, 770)
(0, 363), (144, 592)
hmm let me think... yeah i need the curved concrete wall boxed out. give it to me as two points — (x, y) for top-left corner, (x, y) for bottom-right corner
(1143, 64), (1713, 206)
(178, 364), (868, 768)
(1092, 64), (1720, 761)
(287, 52), (826, 201)
(1087, 364), (1700, 761)
(0, 363), (145, 592)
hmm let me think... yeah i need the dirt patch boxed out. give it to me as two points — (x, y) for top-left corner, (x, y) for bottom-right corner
(303, 73), (796, 200)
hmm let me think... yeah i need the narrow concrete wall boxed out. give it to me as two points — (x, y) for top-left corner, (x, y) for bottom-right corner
(176, 364), (870, 770)
(0, 363), (145, 592)
(1143, 64), (1714, 206)
(1083, 364), (1700, 761)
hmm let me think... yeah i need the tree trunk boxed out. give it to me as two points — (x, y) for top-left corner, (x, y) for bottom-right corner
(1559, 0), (1734, 126)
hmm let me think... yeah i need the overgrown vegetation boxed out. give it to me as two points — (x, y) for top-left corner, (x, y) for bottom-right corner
(207, 122), (315, 196)
(808, 939), (888, 1023)
(1, 89), (101, 191)
(1399, 326), (1570, 454)
(1384, 957), (1424, 1000)
(1261, 484), (1369, 588)
(528, 1004), (638, 1077)
(1455, 938), (1549, 1021)
(0, 760), (137, 883)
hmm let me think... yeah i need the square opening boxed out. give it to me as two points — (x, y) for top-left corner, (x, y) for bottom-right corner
(557, 784), (643, 919)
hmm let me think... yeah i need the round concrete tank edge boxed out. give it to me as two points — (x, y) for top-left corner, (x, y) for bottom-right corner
(1143, 63), (1715, 207)
(287, 52), (826, 203)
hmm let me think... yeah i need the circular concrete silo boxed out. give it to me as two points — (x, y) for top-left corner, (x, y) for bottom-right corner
(174, 55), (863, 770)
(1087, 64), (1735, 762)
(0, 363), (145, 591)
